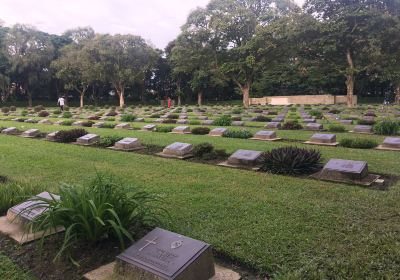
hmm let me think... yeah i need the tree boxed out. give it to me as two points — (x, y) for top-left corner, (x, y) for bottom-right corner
(3, 24), (54, 107)
(304, 0), (400, 107)
(84, 34), (158, 107)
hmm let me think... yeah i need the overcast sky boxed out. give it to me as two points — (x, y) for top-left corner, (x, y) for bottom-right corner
(0, 0), (305, 49)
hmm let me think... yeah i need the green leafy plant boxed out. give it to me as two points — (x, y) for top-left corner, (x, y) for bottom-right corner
(373, 120), (399, 135)
(54, 129), (88, 143)
(61, 120), (74, 126)
(358, 119), (376, 125)
(34, 105), (45, 112)
(214, 115), (232, 126)
(191, 127), (210, 135)
(9, 106), (16, 111)
(1, 107), (10, 113)
(106, 110), (118, 117)
(328, 124), (346, 132)
(29, 174), (163, 261)
(96, 136), (123, 148)
(339, 138), (378, 149)
(120, 114), (136, 122)
(253, 115), (271, 122)
(81, 121), (94, 127)
(63, 112), (73, 118)
(156, 126), (174, 133)
(166, 114), (179, 119)
(38, 111), (49, 117)
(309, 110), (323, 119)
(192, 143), (228, 160)
(189, 120), (201, 125)
(102, 123), (116, 129)
(223, 129), (253, 139)
(21, 110), (28, 116)
(260, 147), (322, 175)
(53, 109), (62, 115)
(0, 181), (44, 214)
(282, 120), (303, 130)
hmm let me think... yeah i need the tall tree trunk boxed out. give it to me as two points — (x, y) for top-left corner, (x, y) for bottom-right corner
(27, 90), (32, 108)
(242, 82), (251, 109)
(177, 95), (181, 106)
(395, 84), (400, 105)
(118, 89), (125, 108)
(80, 91), (84, 108)
(346, 49), (356, 108)
(197, 91), (203, 106)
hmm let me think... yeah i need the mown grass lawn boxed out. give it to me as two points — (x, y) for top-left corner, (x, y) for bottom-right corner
(0, 254), (32, 279)
(0, 134), (399, 279)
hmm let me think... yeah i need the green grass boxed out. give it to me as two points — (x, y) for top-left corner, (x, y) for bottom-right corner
(0, 135), (399, 279)
(0, 254), (33, 280)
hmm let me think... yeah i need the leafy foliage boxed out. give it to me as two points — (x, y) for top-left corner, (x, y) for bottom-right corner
(282, 120), (303, 130)
(96, 136), (124, 148)
(120, 114), (136, 122)
(214, 115), (232, 126)
(339, 138), (378, 149)
(192, 142), (227, 160)
(260, 147), (323, 175)
(223, 129), (253, 139)
(328, 124), (346, 132)
(156, 126), (174, 133)
(191, 127), (210, 135)
(54, 129), (88, 143)
(373, 120), (399, 135)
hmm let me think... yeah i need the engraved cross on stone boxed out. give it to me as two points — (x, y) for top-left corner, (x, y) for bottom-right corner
(138, 237), (158, 251)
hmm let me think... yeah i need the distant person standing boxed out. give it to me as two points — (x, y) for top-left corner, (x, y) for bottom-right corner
(57, 96), (65, 111)
(168, 97), (172, 108)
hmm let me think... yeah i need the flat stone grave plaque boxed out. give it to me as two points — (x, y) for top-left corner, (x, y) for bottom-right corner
(46, 131), (59, 141)
(309, 133), (336, 144)
(7, 192), (60, 224)
(72, 121), (84, 126)
(22, 129), (40, 138)
(115, 227), (215, 280)
(381, 137), (400, 149)
(198, 116), (208, 120)
(321, 159), (368, 180)
(38, 119), (52, 124)
(272, 117), (284, 122)
(209, 128), (227, 137)
(362, 116), (375, 121)
(232, 121), (245, 126)
(113, 138), (143, 150)
(340, 119), (353, 125)
(134, 118), (144, 122)
(1, 127), (18, 135)
(172, 126), (191, 134)
(305, 123), (323, 131)
(265, 122), (281, 129)
(201, 120), (214, 126)
(176, 119), (189, 124)
(353, 125), (372, 134)
(115, 123), (130, 129)
(251, 130), (278, 141)
(77, 134), (100, 145)
(54, 120), (64, 125)
(179, 115), (188, 119)
(24, 118), (36, 123)
(303, 118), (316, 123)
(93, 122), (105, 128)
(143, 124), (156, 131)
(160, 142), (193, 158)
(227, 149), (263, 167)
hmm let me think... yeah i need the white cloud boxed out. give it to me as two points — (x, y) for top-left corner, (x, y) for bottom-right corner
(0, 0), (305, 48)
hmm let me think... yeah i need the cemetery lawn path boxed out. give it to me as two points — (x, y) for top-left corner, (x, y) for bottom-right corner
(0, 135), (400, 279)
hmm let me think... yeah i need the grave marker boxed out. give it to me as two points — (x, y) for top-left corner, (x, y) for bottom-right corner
(157, 142), (193, 159)
(77, 134), (100, 145)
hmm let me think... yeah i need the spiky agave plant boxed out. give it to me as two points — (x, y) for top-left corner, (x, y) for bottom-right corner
(260, 147), (323, 175)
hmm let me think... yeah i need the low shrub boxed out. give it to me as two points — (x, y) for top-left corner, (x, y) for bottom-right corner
(29, 174), (162, 261)
(162, 119), (177, 124)
(102, 123), (116, 129)
(63, 106), (70, 111)
(309, 110), (323, 119)
(282, 121), (303, 130)
(223, 129), (253, 139)
(120, 114), (136, 122)
(166, 114), (179, 119)
(260, 147), (323, 175)
(38, 110), (49, 117)
(54, 129), (88, 143)
(34, 105), (45, 112)
(328, 124), (346, 132)
(9, 106), (16, 111)
(189, 120), (201, 125)
(0, 181), (44, 214)
(156, 126), (174, 133)
(193, 142), (228, 160)
(214, 115), (232, 126)
(53, 109), (62, 115)
(329, 109), (341, 114)
(61, 120), (74, 126)
(81, 121), (94, 127)
(373, 120), (400, 135)
(339, 138), (378, 149)
(191, 127), (210, 135)
(289, 107), (297, 112)
(1, 107), (10, 113)
(358, 119), (376, 125)
(364, 111), (377, 117)
(96, 136), (123, 148)
(21, 110), (28, 116)
(232, 108), (242, 114)
(88, 115), (100, 120)
(150, 114), (161, 118)
(63, 112), (73, 118)
(106, 110), (118, 117)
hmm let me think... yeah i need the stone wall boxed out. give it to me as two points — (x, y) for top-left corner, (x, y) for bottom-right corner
(250, 95), (357, 106)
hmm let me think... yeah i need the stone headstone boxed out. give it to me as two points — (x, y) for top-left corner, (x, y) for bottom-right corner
(265, 122), (281, 129)
(115, 227), (215, 280)
(305, 123), (323, 131)
(21, 129), (40, 138)
(1, 127), (18, 135)
(198, 116), (208, 120)
(303, 118), (316, 123)
(77, 134), (100, 145)
(162, 142), (193, 158)
(72, 121), (84, 126)
(172, 126), (191, 134)
(340, 119), (353, 125)
(7, 192), (60, 224)
(46, 131), (59, 141)
(227, 149), (263, 167)
(232, 121), (245, 126)
(209, 128), (227, 137)
(353, 125), (372, 134)
(24, 118), (37, 123)
(252, 130), (278, 140)
(201, 120), (214, 126)
(38, 119), (52, 125)
(176, 119), (189, 124)
(321, 159), (368, 180)
(93, 122), (105, 128)
(143, 124), (156, 131)
(115, 123), (131, 129)
(382, 137), (400, 149)
(309, 133), (336, 144)
(114, 138), (142, 150)
(179, 115), (188, 119)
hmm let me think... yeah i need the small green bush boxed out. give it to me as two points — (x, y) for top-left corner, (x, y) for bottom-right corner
(232, 108), (242, 114)
(54, 129), (88, 143)
(358, 119), (376, 125)
(102, 123), (116, 129)
(53, 109), (62, 115)
(329, 109), (341, 114)
(189, 120), (201, 125)
(156, 126), (174, 133)
(21, 110), (28, 116)
(339, 138), (378, 149)
(9, 106), (16, 111)
(106, 110), (118, 117)
(191, 127), (210, 135)
(63, 112), (73, 118)
(167, 114), (179, 119)
(120, 114), (136, 122)
(214, 115), (232, 126)
(282, 121), (303, 130)
(96, 136), (123, 148)
(223, 129), (253, 139)
(81, 121), (94, 127)
(63, 106), (70, 111)
(0, 181), (44, 214)
(289, 107), (297, 112)
(260, 147), (322, 175)
(1, 107), (10, 113)
(193, 143), (227, 160)
(38, 110), (49, 117)
(373, 120), (400, 135)
(34, 105), (44, 112)
(61, 120), (74, 126)
(309, 110), (323, 119)
(328, 124), (346, 132)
